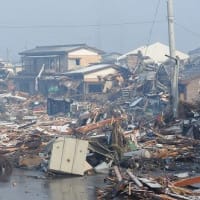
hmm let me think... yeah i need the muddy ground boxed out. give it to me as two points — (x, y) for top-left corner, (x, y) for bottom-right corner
(0, 169), (105, 200)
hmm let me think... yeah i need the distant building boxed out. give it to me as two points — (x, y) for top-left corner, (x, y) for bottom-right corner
(189, 47), (200, 58)
(102, 52), (122, 64)
(19, 43), (104, 73)
(188, 47), (200, 66)
(118, 42), (189, 68)
(179, 73), (200, 102)
(15, 44), (105, 94)
(178, 53), (200, 102)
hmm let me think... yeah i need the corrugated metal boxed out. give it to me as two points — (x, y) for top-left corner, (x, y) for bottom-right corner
(66, 64), (114, 74)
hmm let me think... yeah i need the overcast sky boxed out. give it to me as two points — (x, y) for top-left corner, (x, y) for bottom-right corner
(0, 0), (199, 61)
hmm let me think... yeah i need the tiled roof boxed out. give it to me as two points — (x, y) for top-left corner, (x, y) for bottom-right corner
(19, 44), (104, 55)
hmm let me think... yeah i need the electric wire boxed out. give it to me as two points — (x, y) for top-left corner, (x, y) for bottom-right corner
(145, 0), (162, 56)
(175, 21), (200, 38)
(0, 20), (165, 29)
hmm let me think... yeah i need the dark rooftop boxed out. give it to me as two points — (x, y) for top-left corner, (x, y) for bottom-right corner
(19, 44), (105, 55)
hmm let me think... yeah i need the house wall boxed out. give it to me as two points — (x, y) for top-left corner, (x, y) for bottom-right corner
(82, 67), (118, 94)
(59, 54), (68, 72)
(68, 49), (102, 70)
(185, 78), (200, 102)
(15, 78), (36, 94)
(22, 49), (102, 73)
(22, 54), (68, 74)
(84, 68), (117, 82)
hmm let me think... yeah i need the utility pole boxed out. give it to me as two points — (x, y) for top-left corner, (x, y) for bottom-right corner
(167, 0), (176, 59)
(167, 0), (179, 118)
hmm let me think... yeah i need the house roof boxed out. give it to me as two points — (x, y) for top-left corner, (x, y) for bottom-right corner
(19, 44), (105, 55)
(64, 64), (116, 75)
(118, 42), (189, 64)
(180, 67), (200, 85)
(189, 47), (200, 56)
(63, 64), (131, 80)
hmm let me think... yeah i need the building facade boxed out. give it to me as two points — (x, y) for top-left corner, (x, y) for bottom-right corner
(15, 44), (104, 94)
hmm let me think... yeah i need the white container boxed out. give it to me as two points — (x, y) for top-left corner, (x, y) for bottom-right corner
(48, 137), (88, 175)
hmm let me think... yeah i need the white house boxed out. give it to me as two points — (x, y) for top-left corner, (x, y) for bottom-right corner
(118, 42), (189, 65)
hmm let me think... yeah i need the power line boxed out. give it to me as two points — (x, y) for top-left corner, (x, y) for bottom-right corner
(175, 21), (200, 38)
(0, 20), (165, 29)
(145, 0), (162, 55)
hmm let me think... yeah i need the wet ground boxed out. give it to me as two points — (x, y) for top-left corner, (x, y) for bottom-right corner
(0, 169), (105, 200)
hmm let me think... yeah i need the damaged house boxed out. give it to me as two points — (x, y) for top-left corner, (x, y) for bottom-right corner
(179, 66), (200, 102)
(64, 63), (129, 95)
(14, 44), (104, 95)
(114, 42), (190, 114)
(178, 48), (200, 102)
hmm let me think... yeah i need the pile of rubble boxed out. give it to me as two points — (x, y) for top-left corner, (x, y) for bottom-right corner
(95, 123), (200, 199)
(94, 99), (200, 199)
(97, 166), (200, 200)
(0, 87), (200, 199)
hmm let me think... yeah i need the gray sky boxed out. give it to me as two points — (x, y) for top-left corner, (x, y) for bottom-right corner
(0, 0), (199, 62)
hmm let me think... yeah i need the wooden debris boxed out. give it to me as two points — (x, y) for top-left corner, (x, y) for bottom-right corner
(126, 170), (143, 187)
(113, 166), (122, 182)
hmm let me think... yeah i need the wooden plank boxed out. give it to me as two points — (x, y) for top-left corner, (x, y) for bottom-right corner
(172, 176), (200, 187)
(126, 170), (143, 187)
(113, 166), (122, 182)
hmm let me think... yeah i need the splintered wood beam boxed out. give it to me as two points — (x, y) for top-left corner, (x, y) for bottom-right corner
(172, 176), (200, 187)
(126, 170), (143, 187)
(76, 117), (124, 134)
(113, 166), (122, 182)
